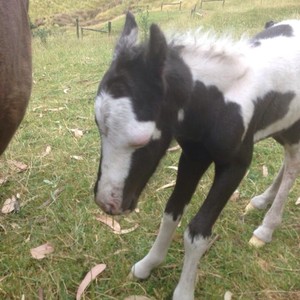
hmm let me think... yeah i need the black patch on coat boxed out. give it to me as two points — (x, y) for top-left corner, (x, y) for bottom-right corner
(176, 81), (245, 164)
(250, 91), (295, 135)
(251, 23), (293, 47)
(274, 118), (300, 145)
(265, 20), (276, 29)
(254, 24), (294, 40)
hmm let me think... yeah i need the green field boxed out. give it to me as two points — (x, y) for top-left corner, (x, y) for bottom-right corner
(1, 0), (300, 299)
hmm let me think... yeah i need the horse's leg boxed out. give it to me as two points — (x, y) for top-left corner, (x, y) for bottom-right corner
(245, 164), (284, 213)
(131, 151), (211, 280)
(173, 159), (250, 300)
(249, 144), (300, 247)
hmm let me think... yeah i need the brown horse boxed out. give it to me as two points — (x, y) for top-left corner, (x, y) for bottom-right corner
(0, 0), (32, 155)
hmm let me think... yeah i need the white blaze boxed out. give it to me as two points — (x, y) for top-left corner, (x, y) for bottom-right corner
(94, 92), (160, 212)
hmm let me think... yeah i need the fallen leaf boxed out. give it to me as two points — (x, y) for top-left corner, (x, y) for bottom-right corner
(230, 190), (240, 202)
(70, 155), (83, 160)
(70, 128), (84, 138)
(38, 287), (44, 300)
(224, 291), (233, 300)
(124, 297), (153, 300)
(156, 180), (176, 191)
(30, 243), (54, 260)
(95, 215), (139, 235)
(167, 145), (180, 152)
(76, 264), (106, 300)
(63, 88), (70, 94)
(1, 196), (18, 214)
(262, 165), (268, 177)
(8, 160), (28, 172)
(95, 215), (121, 232)
(41, 145), (52, 157)
(115, 223), (139, 235)
(296, 197), (300, 205)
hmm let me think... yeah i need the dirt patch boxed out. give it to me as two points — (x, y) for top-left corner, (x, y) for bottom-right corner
(52, 9), (102, 27)
(33, 0), (123, 28)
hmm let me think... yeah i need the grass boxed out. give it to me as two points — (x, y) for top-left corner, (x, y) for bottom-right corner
(1, 0), (300, 299)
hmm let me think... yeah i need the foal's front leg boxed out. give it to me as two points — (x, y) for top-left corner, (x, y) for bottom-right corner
(131, 151), (211, 280)
(173, 161), (250, 300)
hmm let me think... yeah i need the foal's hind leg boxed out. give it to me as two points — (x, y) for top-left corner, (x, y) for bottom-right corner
(131, 151), (211, 280)
(249, 144), (300, 247)
(245, 164), (284, 213)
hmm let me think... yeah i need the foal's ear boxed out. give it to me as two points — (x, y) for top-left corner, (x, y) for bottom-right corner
(147, 24), (168, 75)
(114, 12), (138, 58)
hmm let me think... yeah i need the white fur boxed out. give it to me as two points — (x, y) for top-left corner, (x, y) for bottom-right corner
(132, 213), (180, 279)
(250, 165), (284, 210)
(173, 231), (209, 300)
(152, 127), (162, 140)
(253, 142), (300, 243)
(114, 27), (138, 60)
(178, 108), (185, 122)
(95, 92), (160, 213)
(172, 20), (300, 142)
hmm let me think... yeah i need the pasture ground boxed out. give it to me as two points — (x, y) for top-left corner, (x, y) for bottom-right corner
(1, 0), (300, 299)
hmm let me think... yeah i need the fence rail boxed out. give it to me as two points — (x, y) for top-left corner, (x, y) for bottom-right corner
(76, 18), (111, 38)
(161, 1), (182, 11)
(200, 0), (225, 8)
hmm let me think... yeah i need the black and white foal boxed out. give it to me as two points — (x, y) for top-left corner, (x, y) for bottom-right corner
(94, 13), (300, 300)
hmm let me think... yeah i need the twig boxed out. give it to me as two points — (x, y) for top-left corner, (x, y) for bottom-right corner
(204, 234), (220, 256)
(38, 288), (44, 300)
(39, 187), (64, 208)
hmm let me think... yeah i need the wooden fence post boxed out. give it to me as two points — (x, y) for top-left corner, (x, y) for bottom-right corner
(108, 21), (111, 35)
(76, 18), (80, 39)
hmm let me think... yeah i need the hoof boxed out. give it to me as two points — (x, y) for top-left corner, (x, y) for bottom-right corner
(127, 271), (138, 281)
(128, 268), (149, 281)
(249, 235), (265, 248)
(244, 202), (255, 215)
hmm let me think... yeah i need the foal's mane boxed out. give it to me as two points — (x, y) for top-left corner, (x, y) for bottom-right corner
(169, 28), (249, 62)
(168, 29), (251, 91)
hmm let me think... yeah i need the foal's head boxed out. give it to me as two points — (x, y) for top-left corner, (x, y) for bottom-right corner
(94, 13), (173, 214)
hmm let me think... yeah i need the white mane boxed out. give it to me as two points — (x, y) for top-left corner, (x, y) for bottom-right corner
(169, 29), (251, 93)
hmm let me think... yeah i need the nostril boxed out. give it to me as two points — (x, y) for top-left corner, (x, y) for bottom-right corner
(108, 201), (117, 212)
